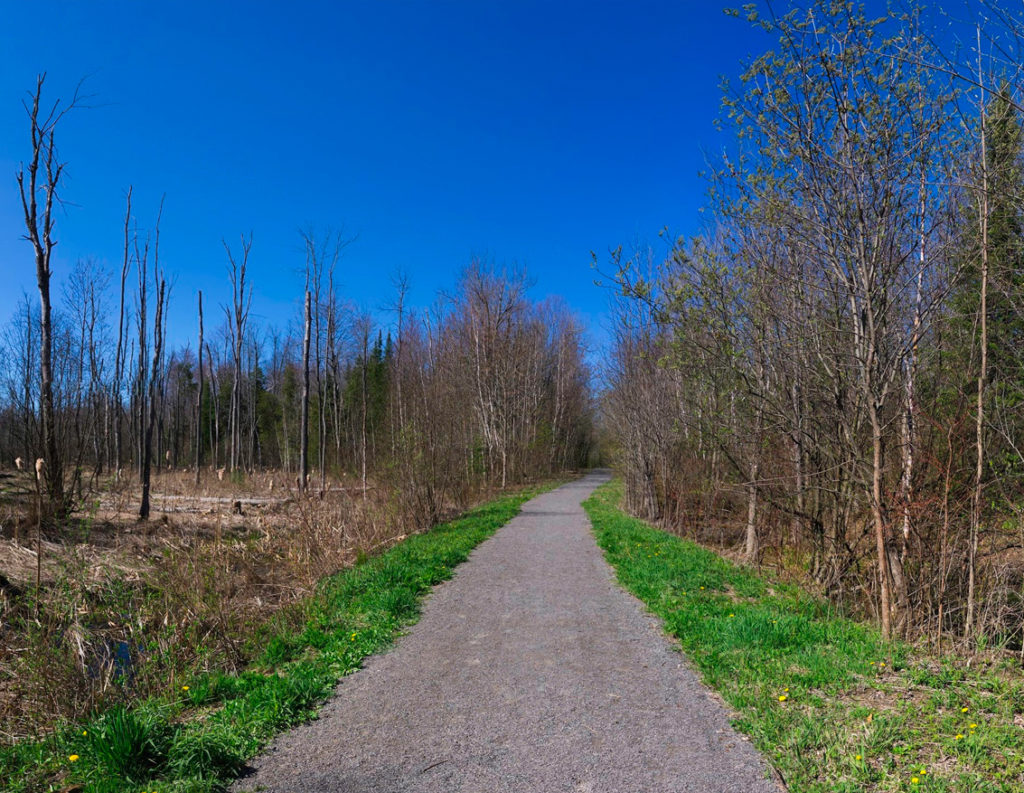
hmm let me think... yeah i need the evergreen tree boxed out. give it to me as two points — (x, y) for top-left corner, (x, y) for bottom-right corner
(951, 86), (1024, 482)
(954, 86), (1024, 383)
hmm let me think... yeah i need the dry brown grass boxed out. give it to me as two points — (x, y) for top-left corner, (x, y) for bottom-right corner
(0, 466), (475, 741)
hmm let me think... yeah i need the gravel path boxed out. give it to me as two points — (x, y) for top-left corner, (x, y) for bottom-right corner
(234, 472), (779, 793)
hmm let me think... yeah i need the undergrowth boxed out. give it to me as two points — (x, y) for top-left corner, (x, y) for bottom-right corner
(584, 480), (1024, 793)
(0, 482), (552, 793)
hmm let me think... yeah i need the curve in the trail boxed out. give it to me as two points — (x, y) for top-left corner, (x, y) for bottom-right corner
(234, 472), (779, 793)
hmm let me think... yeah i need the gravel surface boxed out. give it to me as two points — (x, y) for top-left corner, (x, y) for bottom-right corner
(234, 472), (779, 792)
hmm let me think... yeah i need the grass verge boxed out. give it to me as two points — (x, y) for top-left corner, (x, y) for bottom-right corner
(584, 480), (1024, 793)
(0, 482), (554, 793)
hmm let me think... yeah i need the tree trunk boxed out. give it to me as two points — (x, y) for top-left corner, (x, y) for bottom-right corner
(361, 325), (369, 499)
(870, 404), (893, 639)
(140, 277), (166, 520)
(114, 188), (132, 478)
(967, 43), (989, 638)
(300, 290), (312, 492)
(17, 74), (76, 515)
(195, 291), (204, 487)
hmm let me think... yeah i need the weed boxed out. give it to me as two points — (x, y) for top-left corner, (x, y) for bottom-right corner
(87, 705), (170, 782)
(166, 724), (246, 780)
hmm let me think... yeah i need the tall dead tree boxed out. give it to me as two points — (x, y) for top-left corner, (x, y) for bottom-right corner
(139, 273), (167, 520)
(360, 317), (369, 497)
(206, 342), (219, 467)
(224, 235), (253, 473)
(16, 74), (80, 514)
(140, 201), (167, 520)
(112, 188), (132, 477)
(195, 290), (204, 487)
(135, 229), (150, 476)
(300, 290), (312, 492)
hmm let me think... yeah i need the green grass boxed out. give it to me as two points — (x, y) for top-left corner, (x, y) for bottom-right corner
(584, 480), (1024, 793)
(0, 482), (554, 793)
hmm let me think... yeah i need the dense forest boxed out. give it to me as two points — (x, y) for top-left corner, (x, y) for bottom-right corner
(605, 1), (1024, 644)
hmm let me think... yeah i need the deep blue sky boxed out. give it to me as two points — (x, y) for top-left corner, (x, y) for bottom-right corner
(0, 1), (777, 352)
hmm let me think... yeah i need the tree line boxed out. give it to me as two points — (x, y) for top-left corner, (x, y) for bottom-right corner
(604, 0), (1024, 644)
(1, 75), (594, 525)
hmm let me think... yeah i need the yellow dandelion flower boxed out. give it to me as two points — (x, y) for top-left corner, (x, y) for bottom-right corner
(68, 755), (79, 762)
(956, 733), (964, 740)
(961, 706), (969, 713)
(700, 586), (705, 590)
(181, 685), (189, 691)
(82, 730), (87, 736)
(855, 754), (862, 760)
(879, 662), (886, 667)
(783, 688), (789, 692)
(911, 778), (919, 785)
(920, 769), (927, 775)
(970, 723), (977, 729)
(728, 613), (735, 618)
(778, 695), (787, 702)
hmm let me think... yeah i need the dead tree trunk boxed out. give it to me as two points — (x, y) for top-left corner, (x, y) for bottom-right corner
(224, 235), (252, 474)
(195, 290), (204, 487)
(140, 274), (166, 520)
(361, 322), (369, 498)
(112, 188), (132, 478)
(300, 290), (312, 492)
(16, 74), (79, 515)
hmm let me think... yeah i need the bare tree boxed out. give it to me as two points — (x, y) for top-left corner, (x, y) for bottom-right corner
(139, 201), (167, 521)
(300, 290), (312, 492)
(16, 74), (82, 514)
(195, 290), (204, 487)
(224, 235), (253, 474)
(110, 187), (133, 478)
(139, 272), (167, 520)
(967, 29), (991, 637)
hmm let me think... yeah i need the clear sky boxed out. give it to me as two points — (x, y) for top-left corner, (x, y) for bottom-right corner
(0, 1), (779, 353)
